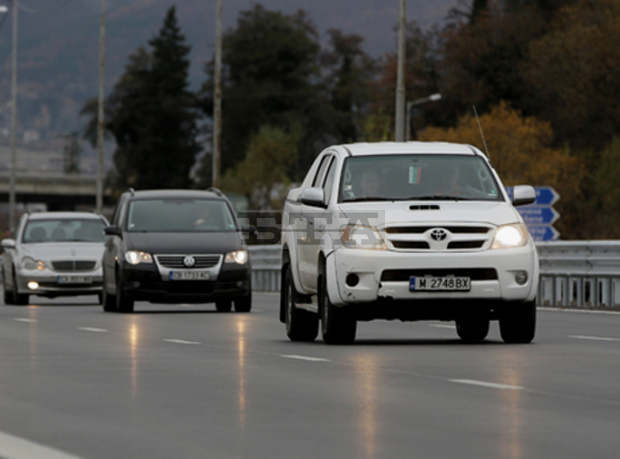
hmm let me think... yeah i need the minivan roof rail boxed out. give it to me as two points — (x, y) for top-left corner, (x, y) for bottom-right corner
(207, 187), (224, 197)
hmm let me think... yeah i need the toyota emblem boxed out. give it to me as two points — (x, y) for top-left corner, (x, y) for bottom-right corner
(183, 255), (196, 268)
(430, 229), (447, 241)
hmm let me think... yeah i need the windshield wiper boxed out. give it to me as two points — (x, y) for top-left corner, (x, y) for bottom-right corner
(341, 197), (396, 203)
(399, 195), (473, 201)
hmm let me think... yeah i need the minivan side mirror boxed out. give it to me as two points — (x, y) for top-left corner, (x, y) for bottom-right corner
(1, 238), (16, 249)
(104, 226), (123, 237)
(512, 185), (536, 207)
(300, 187), (326, 208)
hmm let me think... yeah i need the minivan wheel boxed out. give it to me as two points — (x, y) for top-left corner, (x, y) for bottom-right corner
(456, 316), (490, 343)
(234, 294), (252, 313)
(283, 264), (318, 342)
(101, 278), (116, 312)
(318, 270), (356, 345)
(215, 300), (232, 312)
(499, 300), (536, 344)
(115, 270), (134, 313)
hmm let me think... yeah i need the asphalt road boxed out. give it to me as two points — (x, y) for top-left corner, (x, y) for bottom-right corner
(1, 291), (619, 459)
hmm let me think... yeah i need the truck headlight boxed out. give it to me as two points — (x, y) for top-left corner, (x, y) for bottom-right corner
(22, 257), (46, 270)
(491, 223), (528, 249)
(225, 250), (248, 264)
(124, 251), (153, 265)
(341, 225), (386, 250)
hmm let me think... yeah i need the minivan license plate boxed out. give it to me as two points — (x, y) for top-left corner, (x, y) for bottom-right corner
(409, 276), (470, 292)
(169, 271), (211, 281)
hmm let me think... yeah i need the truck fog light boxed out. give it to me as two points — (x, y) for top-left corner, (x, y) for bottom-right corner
(27, 281), (39, 290)
(346, 273), (359, 287)
(514, 271), (528, 285)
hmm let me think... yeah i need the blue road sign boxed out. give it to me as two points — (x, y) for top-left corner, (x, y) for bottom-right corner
(517, 206), (559, 225)
(504, 186), (560, 206)
(526, 225), (560, 241)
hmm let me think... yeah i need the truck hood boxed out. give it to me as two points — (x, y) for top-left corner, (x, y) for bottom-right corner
(338, 201), (522, 228)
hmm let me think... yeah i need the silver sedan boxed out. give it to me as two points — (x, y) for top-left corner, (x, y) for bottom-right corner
(1, 212), (108, 305)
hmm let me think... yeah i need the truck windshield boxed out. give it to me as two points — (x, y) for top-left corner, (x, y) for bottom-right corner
(126, 198), (237, 233)
(339, 154), (503, 202)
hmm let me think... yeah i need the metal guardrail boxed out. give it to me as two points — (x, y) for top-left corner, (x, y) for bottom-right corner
(250, 243), (620, 309)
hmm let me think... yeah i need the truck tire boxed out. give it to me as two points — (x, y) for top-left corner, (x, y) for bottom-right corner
(456, 316), (490, 343)
(318, 266), (356, 345)
(283, 264), (318, 342)
(499, 300), (536, 344)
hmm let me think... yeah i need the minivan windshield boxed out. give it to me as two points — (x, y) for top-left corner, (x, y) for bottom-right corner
(22, 219), (106, 243)
(338, 154), (503, 202)
(126, 198), (237, 233)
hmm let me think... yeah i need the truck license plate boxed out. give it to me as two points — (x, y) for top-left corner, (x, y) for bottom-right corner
(409, 276), (471, 292)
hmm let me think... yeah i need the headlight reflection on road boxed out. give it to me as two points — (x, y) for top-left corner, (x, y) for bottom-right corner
(353, 354), (378, 459)
(28, 305), (38, 371)
(237, 318), (247, 431)
(500, 353), (524, 459)
(129, 320), (139, 400)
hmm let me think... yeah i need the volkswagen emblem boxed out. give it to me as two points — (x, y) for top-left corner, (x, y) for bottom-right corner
(183, 255), (196, 268)
(430, 228), (448, 241)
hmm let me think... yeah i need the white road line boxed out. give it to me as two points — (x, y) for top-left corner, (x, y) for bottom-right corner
(0, 429), (81, 459)
(449, 379), (524, 390)
(280, 354), (330, 362)
(539, 307), (620, 316)
(569, 335), (620, 342)
(77, 327), (108, 333)
(429, 324), (456, 329)
(13, 318), (36, 323)
(163, 338), (202, 345)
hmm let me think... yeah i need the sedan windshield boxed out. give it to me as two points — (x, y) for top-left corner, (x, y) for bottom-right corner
(126, 199), (237, 232)
(339, 154), (503, 202)
(22, 219), (106, 243)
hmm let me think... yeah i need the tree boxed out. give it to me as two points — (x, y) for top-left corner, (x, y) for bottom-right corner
(523, 0), (620, 150)
(220, 125), (299, 210)
(198, 5), (329, 182)
(83, 7), (200, 191)
(419, 102), (585, 238)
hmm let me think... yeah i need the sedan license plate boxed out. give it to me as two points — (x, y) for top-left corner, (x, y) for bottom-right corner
(57, 276), (93, 284)
(409, 276), (470, 292)
(169, 271), (211, 281)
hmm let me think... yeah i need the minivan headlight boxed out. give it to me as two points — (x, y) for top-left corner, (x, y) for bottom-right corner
(225, 250), (248, 264)
(341, 225), (386, 250)
(124, 251), (153, 265)
(22, 257), (46, 271)
(491, 223), (528, 249)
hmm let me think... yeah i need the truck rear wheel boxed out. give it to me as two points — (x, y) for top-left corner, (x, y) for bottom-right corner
(283, 264), (318, 342)
(456, 316), (489, 343)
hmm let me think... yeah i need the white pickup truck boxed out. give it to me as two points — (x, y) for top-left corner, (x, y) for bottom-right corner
(280, 142), (539, 344)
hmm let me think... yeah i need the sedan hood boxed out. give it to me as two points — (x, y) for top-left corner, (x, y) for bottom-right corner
(124, 231), (243, 254)
(338, 201), (522, 227)
(20, 242), (104, 260)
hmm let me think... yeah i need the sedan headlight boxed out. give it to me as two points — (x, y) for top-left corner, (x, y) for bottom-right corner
(22, 256), (46, 271)
(225, 250), (248, 264)
(491, 223), (529, 249)
(124, 251), (153, 265)
(341, 225), (386, 250)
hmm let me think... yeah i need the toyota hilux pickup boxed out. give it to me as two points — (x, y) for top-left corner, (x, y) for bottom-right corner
(280, 142), (538, 344)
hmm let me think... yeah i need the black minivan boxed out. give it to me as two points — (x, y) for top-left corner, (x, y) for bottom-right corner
(101, 189), (251, 313)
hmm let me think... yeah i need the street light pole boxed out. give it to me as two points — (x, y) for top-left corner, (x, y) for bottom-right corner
(96, 0), (105, 214)
(9, 0), (19, 233)
(405, 93), (441, 141)
(212, 0), (222, 188)
(394, 0), (406, 142)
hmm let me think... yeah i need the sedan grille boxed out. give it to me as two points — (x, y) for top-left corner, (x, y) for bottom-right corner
(155, 255), (221, 269)
(51, 260), (97, 272)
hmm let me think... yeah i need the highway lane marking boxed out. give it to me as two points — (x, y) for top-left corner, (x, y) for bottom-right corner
(429, 324), (456, 329)
(569, 335), (620, 342)
(539, 307), (620, 316)
(280, 354), (330, 362)
(449, 379), (524, 390)
(163, 338), (202, 345)
(77, 327), (108, 333)
(13, 318), (36, 323)
(0, 429), (81, 459)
